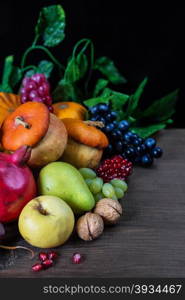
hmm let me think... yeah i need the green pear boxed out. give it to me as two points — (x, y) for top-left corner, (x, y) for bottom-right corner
(38, 162), (95, 214)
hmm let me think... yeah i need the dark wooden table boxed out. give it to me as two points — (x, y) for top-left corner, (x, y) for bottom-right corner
(0, 129), (185, 278)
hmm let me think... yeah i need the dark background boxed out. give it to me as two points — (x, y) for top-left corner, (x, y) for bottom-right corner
(0, 0), (184, 127)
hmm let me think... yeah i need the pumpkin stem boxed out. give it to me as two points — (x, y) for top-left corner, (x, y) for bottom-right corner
(84, 121), (105, 128)
(15, 117), (31, 129)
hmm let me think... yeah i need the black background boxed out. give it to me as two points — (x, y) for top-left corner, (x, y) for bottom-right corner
(0, 0), (184, 127)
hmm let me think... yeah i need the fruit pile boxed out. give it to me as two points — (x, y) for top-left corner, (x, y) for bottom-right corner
(90, 103), (163, 166)
(0, 3), (177, 274)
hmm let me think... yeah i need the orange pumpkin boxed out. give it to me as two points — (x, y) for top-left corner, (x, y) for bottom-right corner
(61, 118), (109, 168)
(0, 92), (21, 127)
(2, 102), (50, 151)
(52, 102), (88, 120)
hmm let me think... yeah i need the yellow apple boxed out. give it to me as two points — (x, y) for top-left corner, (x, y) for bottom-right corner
(18, 195), (74, 248)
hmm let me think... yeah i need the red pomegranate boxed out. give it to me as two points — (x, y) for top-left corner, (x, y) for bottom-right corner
(0, 146), (36, 223)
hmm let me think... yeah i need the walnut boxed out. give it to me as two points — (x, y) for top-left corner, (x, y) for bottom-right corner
(94, 198), (122, 224)
(76, 212), (104, 241)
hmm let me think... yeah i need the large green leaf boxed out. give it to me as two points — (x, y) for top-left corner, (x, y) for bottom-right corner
(126, 77), (148, 116)
(136, 89), (179, 122)
(9, 66), (22, 88)
(35, 5), (66, 47)
(84, 96), (110, 107)
(101, 88), (129, 120)
(93, 79), (109, 97)
(52, 79), (79, 102)
(0, 55), (14, 92)
(94, 56), (127, 84)
(25, 60), (54, 78)
(131, 123), (166, 138)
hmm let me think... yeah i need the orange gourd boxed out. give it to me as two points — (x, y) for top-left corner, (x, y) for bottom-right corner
(52, 102), (88, 120)
(0, 92), (21, 127)
(62, 118), (109, 149)
(2, 102), (50, 151)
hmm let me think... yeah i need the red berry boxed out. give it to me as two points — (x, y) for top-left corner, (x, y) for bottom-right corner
(42, 259), (53, 269)
(32, 263), (43, 272)
(48, 251), (58, 260)
(96, 155), (133, 182)
(39, 252), (48, 262)
(72, 253), (83, 264)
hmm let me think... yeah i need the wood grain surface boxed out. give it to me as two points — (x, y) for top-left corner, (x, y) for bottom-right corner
(0, 129), (185, 278)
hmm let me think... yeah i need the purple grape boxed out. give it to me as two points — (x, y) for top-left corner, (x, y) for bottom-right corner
(20, 73), (53, 111)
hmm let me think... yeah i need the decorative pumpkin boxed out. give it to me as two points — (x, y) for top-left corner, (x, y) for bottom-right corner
(52, 102), (88, 120)
(0, 92), (21, 127)
(1, 102), (67, 167)
(61, 118), (109, 168)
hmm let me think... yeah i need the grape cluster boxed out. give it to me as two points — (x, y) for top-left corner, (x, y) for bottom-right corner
(20, 73), (53, 112)
(89, 103), (163, 167)
(79, 168), (128, 202)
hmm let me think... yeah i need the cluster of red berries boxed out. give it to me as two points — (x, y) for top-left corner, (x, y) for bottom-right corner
(96, 155), (133, 182)
(20, 73), (53, 112)
(32, 250), (58, 272)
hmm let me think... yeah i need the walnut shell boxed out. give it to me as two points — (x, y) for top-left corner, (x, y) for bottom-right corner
(94, 198), (122, 224)
(76, 212), (104, 241)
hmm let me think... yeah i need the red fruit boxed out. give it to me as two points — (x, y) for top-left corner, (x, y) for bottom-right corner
(0, 146), (37, 223)
(42, 259), (53, 269)
(96, 155), (133, 182)
(48, 251), (58, 260)
(39, 252), (48, 262)
(72, 253), (83, 264)
(32, 263), (43, 272)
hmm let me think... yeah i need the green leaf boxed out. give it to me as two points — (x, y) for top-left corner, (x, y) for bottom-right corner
(37, 60), (54, 78)
(136, 89), (179, 123)
(101, 88), (129, 120)
(25, 60), (54, 78)
(9, 66), (22, 88)
(94, 56), (127, 84)
(76, 53), (88, 79)
(0, 55), (14, 92)
(131, 123), (166, 138)
(84, 96), (110, 107)
(52, 79), (79, 102)
(35, 5), (66, 47)
(126, 77), (148, 116)
(64, 57), (81, 83)
(93, 79), (109, 97)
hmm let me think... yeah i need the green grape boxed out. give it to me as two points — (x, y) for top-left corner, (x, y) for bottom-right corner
(110, 179), (128, 192)
(85, 178), (93, 186)
(94, 192), (104, 203)
(115, 187), (124, 199)
(89, 177), (104, 194)
(79, 168), (96, 179)
(111, 193), (118, 201)
(102, 183), (115, 198)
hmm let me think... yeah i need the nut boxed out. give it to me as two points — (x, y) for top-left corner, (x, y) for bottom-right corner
(94, 198), (122, 224)
(76, 212), (104, 241)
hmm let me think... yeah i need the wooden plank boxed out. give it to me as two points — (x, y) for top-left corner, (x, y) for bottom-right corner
(0, 129), (185, 277)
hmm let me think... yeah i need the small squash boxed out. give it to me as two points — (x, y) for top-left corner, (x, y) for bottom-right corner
(61, 118), (109, 168)
(1, 102), (68, 167)
(0, 92), (21, 127)
(52, 102), (88, 120)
